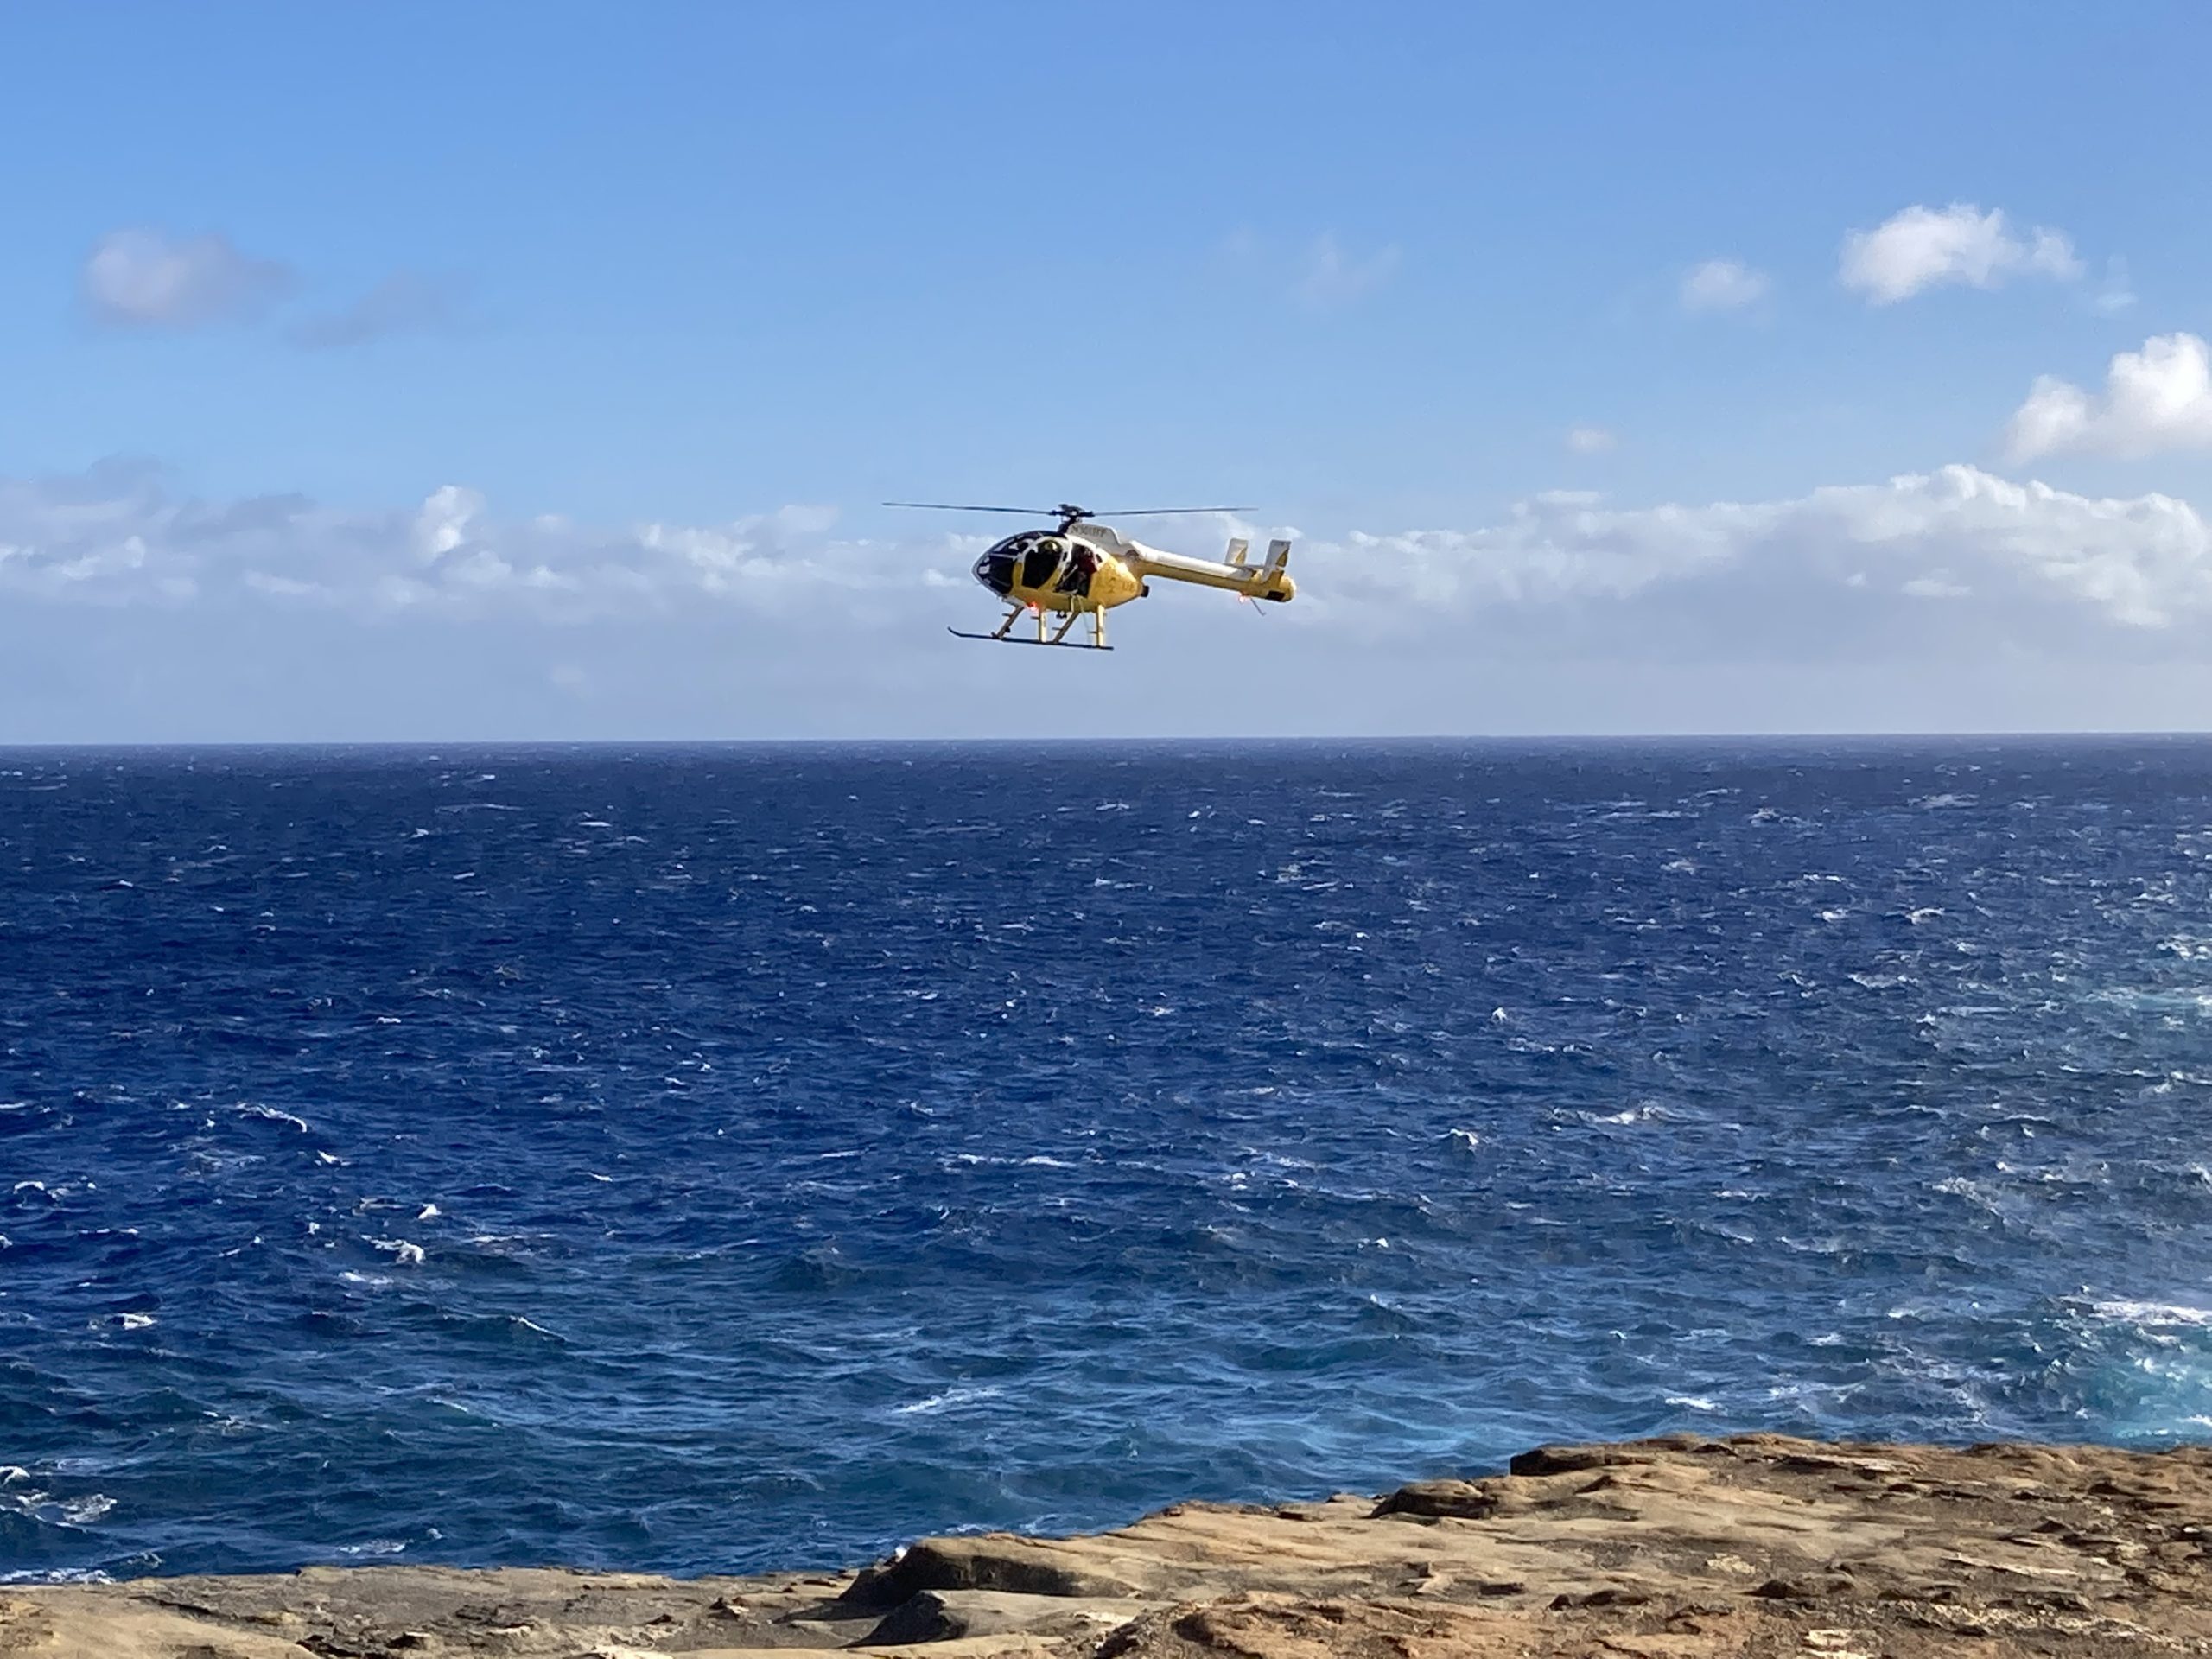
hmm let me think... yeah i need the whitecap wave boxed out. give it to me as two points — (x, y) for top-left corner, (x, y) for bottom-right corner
(2090, 1299), (2212, 1331)
(894, 1385), (1004, 1416)
(238, 1103), (310, 1133)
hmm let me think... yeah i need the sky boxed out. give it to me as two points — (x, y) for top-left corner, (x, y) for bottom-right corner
(4, 1), (2212, 741)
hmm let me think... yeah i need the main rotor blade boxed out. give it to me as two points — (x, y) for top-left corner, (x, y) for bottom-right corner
(1091, 506), (1253, 517)
(882, 501), (1059, 515)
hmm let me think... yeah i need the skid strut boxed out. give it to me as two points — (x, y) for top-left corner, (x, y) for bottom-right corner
(949, 603), (1112, 650)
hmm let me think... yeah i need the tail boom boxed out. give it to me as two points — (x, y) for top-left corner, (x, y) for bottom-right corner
(1126, 537), (1295, 602)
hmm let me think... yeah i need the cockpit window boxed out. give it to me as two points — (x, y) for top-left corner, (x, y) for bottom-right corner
(1020, 536), (1063, 589)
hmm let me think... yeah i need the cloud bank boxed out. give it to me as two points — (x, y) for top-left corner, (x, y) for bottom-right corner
(1325, 465), (2206, 633)
(0, 463), (904, 619)
(4, 461), (2207, 647)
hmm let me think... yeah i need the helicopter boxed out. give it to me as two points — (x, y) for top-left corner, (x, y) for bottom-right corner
(885, 500), (1294, 650)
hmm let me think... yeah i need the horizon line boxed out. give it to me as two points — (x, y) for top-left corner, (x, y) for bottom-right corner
(5, 729), (2212, 752)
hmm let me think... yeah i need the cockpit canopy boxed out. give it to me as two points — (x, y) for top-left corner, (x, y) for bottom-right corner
(971, 531), (1097, 597)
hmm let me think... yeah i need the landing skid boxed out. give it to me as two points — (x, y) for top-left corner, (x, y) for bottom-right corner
(947, 628), (1113, 651)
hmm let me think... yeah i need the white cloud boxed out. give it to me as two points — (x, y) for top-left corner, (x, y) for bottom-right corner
(1565, 426), (1617, 454)
(290, 270), (466, 348)
(80, 229), (293, 328)
(2090, 257), (2137, 316)
(1839, 203), (2081, 304)
(414, 483), (483, 563)
(2004, 333), (2212, 461)
(1292, 234), (1401, 310)
(1902, 574), (1971, 600)
(1680, 257), (1770, 314)
(81, 227), (463, 346)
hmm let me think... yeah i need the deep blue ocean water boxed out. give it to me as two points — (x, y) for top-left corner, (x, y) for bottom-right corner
(5, 740), (2212, 1582)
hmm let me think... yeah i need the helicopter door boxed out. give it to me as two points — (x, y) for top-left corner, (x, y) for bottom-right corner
(1054, 544), (1098, 595)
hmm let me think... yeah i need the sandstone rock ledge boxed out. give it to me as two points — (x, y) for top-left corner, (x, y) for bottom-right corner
(8, 1434), (2212, 1659)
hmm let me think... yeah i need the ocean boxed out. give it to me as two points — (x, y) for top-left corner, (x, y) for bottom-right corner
(3, 739), (2211, 1582)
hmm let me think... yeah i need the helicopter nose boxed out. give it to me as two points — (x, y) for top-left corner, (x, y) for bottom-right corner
(973, 552), (1014, 595)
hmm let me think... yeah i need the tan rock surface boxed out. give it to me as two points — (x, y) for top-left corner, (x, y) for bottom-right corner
(7, 1433), (2212, 1657)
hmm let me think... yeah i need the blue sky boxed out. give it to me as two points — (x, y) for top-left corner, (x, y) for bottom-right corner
(4, 2), (2211, 739)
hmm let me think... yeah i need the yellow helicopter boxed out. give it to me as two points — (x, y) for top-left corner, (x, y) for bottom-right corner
(887, 500), (1294, 650)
